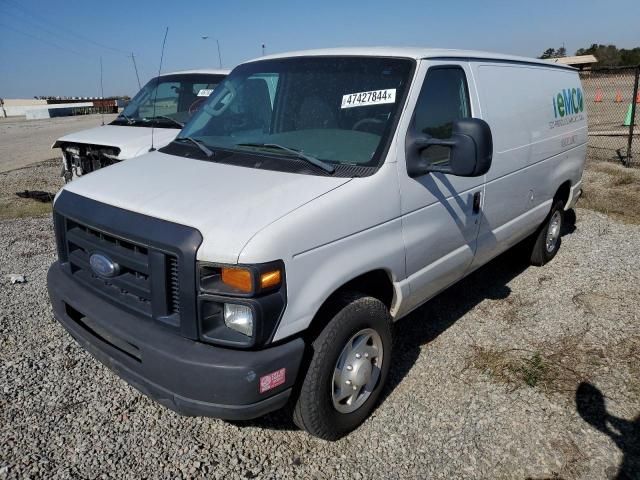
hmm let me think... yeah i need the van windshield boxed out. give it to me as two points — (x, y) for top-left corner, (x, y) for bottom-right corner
(112, 73), (226, 128)
(174, 57), (414, 173)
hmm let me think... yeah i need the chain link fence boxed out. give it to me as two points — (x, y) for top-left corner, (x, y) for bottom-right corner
(580, 66), (640, 167)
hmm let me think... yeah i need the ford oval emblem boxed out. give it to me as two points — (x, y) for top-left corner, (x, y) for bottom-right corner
(89, 252), (120, 278)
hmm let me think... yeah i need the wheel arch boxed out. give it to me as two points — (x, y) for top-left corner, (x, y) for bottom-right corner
(304, 269), (395, 341)
(554, 180), (572, 206)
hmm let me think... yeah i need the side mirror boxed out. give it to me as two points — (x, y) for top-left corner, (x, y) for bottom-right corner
(406, 118), (493, 178)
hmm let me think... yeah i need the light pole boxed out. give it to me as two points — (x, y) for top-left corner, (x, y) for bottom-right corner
(201, 36), (222, 69)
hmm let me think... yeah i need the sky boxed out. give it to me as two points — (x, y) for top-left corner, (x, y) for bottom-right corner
(1, 0), (639, 99)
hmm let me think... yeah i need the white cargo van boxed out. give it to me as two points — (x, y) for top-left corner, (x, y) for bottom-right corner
(53, 69), (229, 181)
(47, 48), (586, 439)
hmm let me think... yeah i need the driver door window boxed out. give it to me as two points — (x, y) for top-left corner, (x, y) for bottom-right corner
(412, 67), (470, 167)
(138, 82), (179, 118)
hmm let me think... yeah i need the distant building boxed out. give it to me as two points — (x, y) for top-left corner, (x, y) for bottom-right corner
(547, 55), (598, 70)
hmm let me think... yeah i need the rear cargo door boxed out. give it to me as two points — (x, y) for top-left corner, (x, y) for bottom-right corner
(469, 62), (587, 269)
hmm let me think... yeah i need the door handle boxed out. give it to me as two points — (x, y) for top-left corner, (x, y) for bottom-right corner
(473, 192), (481, 214)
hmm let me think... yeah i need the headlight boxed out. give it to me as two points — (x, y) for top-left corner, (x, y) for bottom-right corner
(197, 261), (286, 348)
(224, 303), (253, 336)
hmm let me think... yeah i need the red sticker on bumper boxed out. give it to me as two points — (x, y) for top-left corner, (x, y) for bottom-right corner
(259, 368), (286, 393)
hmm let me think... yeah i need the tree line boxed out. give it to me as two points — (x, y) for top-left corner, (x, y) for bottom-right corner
(539, 44), (640, 66)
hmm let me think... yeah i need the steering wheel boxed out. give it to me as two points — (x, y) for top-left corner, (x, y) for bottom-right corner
(188, 98), (205, 116)
(352, 117), (384, 132)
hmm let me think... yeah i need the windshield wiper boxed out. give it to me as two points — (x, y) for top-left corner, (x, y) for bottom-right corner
(145, 115), (184, 128)
(116, 113), (134, 124)
(235, 142), (335, 174)
(174, 136), (214, 158)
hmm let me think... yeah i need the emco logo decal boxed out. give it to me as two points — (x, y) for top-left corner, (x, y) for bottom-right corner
(553, 87), (584, 118)
(550, 87), (584, 129)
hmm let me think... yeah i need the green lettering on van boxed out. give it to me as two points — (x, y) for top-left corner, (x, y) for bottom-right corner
(563, 89), (573, 115)
(557, 93), (565, 117)
(577, 87), (583, 112)
(552, 87), (583, 119)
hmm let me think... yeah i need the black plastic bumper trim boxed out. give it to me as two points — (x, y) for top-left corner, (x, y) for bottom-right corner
(48, 262), (305, 420)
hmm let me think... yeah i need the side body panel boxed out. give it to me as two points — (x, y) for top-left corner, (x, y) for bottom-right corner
(469, 62), (587, 269)
(393, 60), (485, 317)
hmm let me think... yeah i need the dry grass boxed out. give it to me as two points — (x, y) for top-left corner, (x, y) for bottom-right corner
(0, 160), (60, 220)
(466, 330), (640, 401)
(0, 200), (53, 220)
(581, 160), (640, 224)
(467, 343), (589, 396)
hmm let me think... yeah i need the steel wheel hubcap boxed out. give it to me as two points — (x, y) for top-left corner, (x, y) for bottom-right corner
(331, 328), (384, 414)
(546, 210), (562, 253)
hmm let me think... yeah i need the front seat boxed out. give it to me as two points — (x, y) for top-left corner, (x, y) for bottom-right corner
(294, 96), (337, 130)
(242, 79), (272, 131)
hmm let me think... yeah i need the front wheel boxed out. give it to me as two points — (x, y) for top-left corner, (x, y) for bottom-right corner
(292, 292), (392, 440)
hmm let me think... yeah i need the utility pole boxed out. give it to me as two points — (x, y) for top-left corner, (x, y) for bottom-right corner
(130, 52), (141, 89)
(202, 36), (222, 69)
(216, 39), (222, 69)
(99, 56), (105, 125)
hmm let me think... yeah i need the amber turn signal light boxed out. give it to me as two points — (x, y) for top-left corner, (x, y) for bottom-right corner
(221, 267), (253, 293)
(260, 269), (282, 289)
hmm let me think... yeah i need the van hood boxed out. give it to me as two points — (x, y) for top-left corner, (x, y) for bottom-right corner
(60, 151), (351, 263)
(52, 124), (179, 159)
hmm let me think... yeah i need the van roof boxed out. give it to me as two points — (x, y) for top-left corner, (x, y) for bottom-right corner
(160, 69), (231, 76)
(248, 47), (574, 70)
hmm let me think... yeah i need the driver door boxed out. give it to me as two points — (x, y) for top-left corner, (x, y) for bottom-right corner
(397, 61), (485, 313)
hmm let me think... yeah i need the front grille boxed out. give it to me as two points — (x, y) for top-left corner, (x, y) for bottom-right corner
(167, 256), (180, 315)
(63, 218), (180, 323)
(53, 191), (203, 339)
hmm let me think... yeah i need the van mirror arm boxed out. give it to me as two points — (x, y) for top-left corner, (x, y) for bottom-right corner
(413, 137), (456, 150)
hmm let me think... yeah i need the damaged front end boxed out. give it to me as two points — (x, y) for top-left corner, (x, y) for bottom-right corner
(58, 143), (121, 183)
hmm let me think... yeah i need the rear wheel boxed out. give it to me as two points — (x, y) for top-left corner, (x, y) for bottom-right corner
(529, 199), (565, 266)
(292, 292), (392, 440)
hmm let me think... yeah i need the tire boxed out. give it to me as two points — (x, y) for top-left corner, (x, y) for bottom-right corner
(292, 292), (392, 440)
(529, 199), (565, 266)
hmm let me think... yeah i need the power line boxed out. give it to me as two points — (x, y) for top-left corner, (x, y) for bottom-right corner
(0, 21), (88, 58)
(0, 0), (131, 56)
(0, 0), (130, 54)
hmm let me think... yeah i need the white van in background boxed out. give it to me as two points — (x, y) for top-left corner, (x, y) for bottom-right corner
(52, 69), (229, 181)
(47, 48), (586, 439)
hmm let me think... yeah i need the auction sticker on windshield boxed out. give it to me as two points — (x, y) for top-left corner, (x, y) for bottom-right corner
(197, 89), (214, 97)
(341, 89), (396, 109)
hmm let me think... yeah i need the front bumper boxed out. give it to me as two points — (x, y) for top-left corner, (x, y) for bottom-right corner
(47, 261), (305, 420)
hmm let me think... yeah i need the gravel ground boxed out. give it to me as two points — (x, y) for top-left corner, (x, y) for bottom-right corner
(1, 165), (639, 479)
(0, 114), (117, 173)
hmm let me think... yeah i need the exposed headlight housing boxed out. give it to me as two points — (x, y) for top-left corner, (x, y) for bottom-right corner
(224, 303), (253, 336)
(197, 261), (286, 348)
